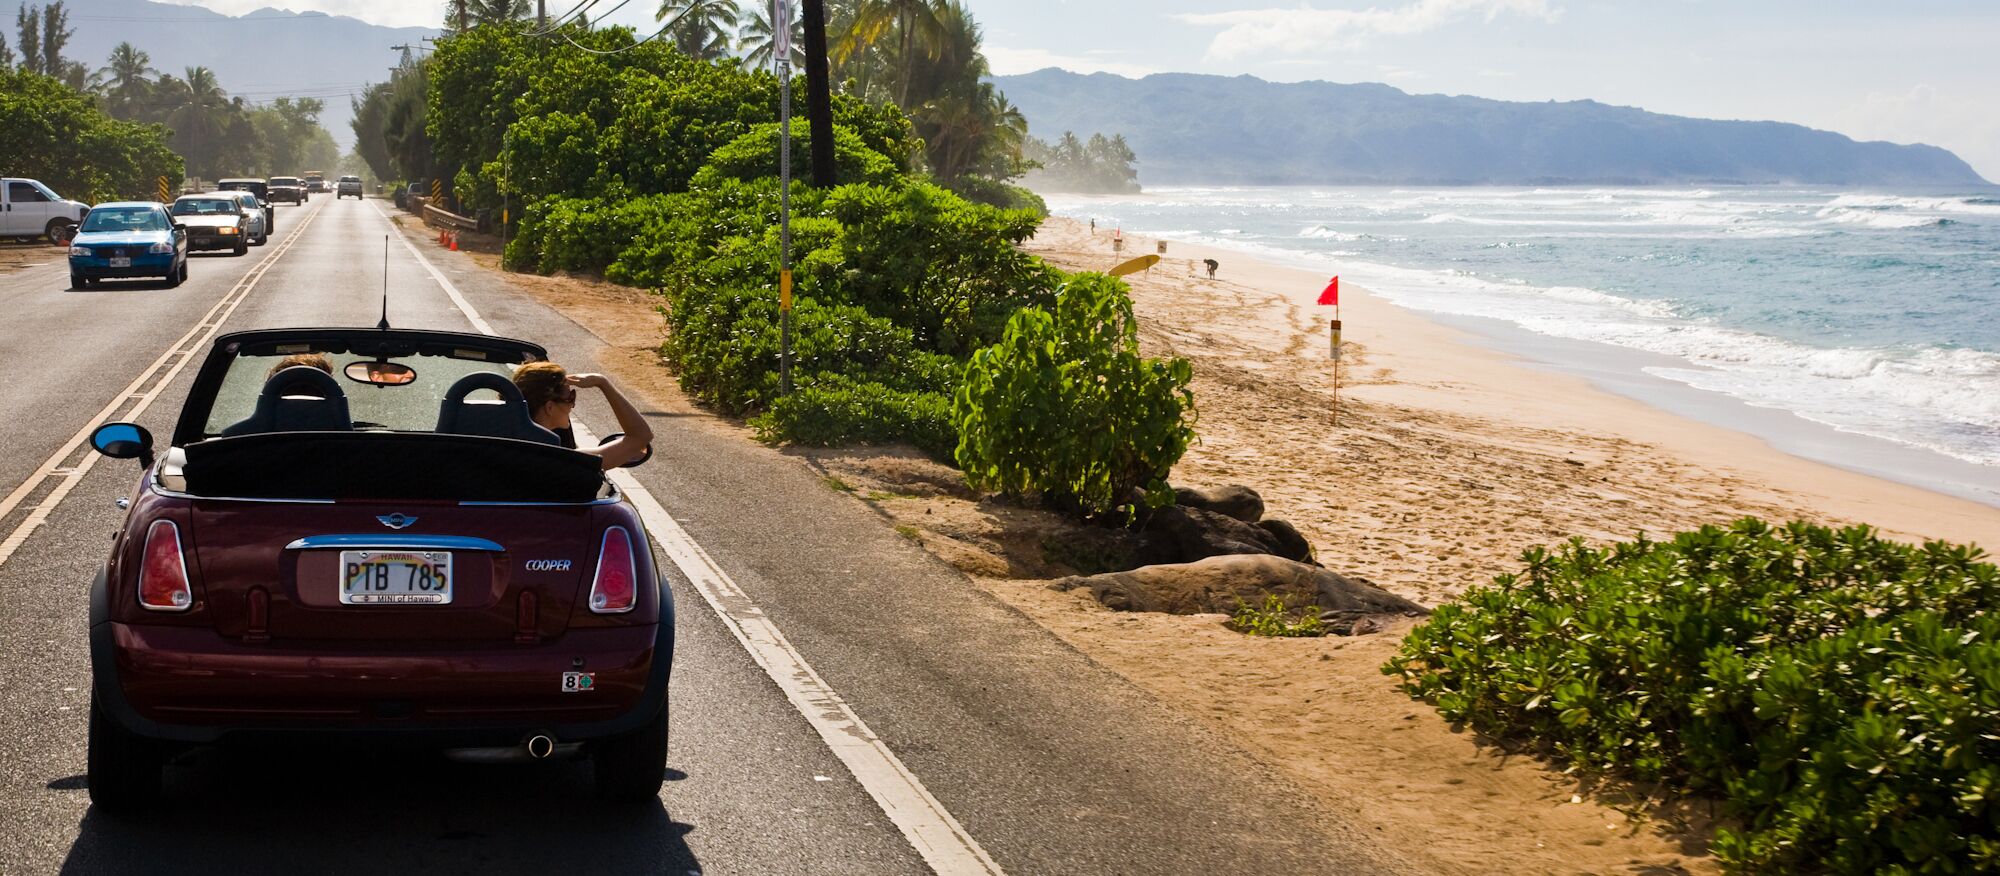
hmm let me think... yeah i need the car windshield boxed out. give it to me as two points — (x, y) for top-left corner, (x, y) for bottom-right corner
(173, 198), (239, 216)
(79, 208), (167, 233)
(271, 179), (298, 185)
(202, 347), (528, 436)
(341, 177), (360, 183)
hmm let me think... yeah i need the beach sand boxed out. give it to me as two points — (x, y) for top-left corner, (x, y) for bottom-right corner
(952, 217), (2000, 874)
(463, 213), (2000, 875)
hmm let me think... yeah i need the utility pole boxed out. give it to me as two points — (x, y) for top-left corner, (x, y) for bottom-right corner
(537, 0), (546, 28)
(801, 0), (835, 188)
(455, 0), (468, 32)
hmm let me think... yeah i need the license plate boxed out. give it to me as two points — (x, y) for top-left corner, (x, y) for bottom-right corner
(109, 257), (130, 268)
(340, 550), (452, 604)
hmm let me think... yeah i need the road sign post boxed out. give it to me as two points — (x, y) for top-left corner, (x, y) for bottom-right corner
(776, 0), (795, 397)
(156, 176), (171, 203)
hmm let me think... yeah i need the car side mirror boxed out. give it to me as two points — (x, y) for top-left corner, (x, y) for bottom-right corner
(597, 432), (653, 468)
(91, 422), (155, 468)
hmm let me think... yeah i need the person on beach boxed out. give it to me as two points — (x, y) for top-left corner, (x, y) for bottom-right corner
(1204, 258), (1220, 279)
(1090, 219), (1096, 235)
(513, 361), (654, 470)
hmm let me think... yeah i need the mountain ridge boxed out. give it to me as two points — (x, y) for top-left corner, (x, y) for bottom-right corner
(991, 68), (1989, 188)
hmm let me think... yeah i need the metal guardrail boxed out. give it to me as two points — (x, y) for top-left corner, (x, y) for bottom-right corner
(422, 201), (480, 231)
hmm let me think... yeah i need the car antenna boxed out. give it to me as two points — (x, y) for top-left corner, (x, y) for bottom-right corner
(378, 234), (391, 330)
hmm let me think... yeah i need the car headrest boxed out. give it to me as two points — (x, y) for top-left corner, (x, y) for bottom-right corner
(220, 365), (353, 436)
(436, 371), (561, 446)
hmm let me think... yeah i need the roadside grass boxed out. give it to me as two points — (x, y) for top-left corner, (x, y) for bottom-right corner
(822, 475), (855, 493)
(1228, 595), (1326, 638)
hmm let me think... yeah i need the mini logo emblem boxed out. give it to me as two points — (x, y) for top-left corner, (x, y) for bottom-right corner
(377, 513), (418, 530)
(524, 559), (573, 572)
(561, 671), (595, 692)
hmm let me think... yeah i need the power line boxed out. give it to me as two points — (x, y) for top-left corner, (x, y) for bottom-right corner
(525, 0), (599, 35)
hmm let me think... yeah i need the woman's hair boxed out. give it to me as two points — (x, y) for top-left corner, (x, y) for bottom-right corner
(267, 353), (332, 378)
(514, 361), (569, 413)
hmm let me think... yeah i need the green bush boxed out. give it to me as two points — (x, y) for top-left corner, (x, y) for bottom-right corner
(0, 69), (181, 203)
(953, 273), (1195, 518)
(690, 120), (901, 190)
(1383, 519), (2000, 874)
(751, 377), (957, 460)
(943, 176), (1049, 218)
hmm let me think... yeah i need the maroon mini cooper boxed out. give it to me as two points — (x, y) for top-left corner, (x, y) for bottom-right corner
(85, 327), (673, 810)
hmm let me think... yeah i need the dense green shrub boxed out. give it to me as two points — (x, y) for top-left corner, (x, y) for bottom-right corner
(426, 23), (911, 212)
(827, 182), (1063, 355)
(691, 121), (901, 190)
(953, 273), (1195, 517)
(0, 70), (181, 203)
(943, 176), (1049, 217)
(1384, 519), (2000, 874)
(752, 377), (957, 460)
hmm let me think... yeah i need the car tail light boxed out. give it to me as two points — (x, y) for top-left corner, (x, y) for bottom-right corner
(587, 526), (637, 614)
(138, 519), (194, 611)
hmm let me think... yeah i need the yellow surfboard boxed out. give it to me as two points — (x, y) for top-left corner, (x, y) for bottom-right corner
(1108, 254), (1161, 277)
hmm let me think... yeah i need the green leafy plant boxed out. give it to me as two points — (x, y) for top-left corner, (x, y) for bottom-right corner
(953, 273), (1196, 518)
(1229, 595), (1325, 638)
(1383, 519), (2000, 874)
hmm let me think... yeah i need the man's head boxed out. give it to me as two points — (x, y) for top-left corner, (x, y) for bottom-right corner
(267, 353), (332, 379)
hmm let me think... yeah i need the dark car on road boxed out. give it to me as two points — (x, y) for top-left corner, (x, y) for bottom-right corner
(84, 327), (674, 811)
(336, 175), (364, 199)
(67, 201), (188, 289)
(268, 176), (306, 204)
(170, 194), (253, 255)
(214, 178), (275, 234)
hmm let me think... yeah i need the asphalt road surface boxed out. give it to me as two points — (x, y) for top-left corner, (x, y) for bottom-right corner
(0, 197), (1408, 875)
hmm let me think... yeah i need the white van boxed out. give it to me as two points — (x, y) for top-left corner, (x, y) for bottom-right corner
(2, 178), (92, 240)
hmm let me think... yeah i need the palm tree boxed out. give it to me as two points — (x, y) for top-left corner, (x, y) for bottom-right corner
(848, 0), (945, 110)
(738, 2), (803, 72)
(470, 0), (531, 24)
(90, 42), (156, 119)
(656, 0), (738, 63)
(161, 67), (231, 178)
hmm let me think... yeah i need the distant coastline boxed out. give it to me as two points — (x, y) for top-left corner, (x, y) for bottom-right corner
(996, 69), (1989, 188)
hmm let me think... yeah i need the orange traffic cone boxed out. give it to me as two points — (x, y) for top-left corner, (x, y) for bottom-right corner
(449, 232), (458, 252)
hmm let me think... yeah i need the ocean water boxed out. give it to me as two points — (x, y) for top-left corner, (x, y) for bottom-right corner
(1044, 186), (2000, 470)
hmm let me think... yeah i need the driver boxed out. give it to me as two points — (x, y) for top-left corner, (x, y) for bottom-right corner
(513, 362), (653, 470)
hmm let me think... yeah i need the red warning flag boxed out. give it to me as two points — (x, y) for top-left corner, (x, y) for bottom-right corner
(1317, 275), (1339, 306)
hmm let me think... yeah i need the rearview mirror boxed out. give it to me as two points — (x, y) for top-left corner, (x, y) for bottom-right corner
(91, 422), (155, 468)
(344, 361), (418, 386)
(597, 432), (653, 468)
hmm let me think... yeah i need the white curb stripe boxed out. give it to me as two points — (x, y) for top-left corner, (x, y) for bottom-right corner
(381, 206), (1004, 876)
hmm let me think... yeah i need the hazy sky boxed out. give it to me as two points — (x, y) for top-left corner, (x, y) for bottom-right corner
(168, 0), (2000, 180)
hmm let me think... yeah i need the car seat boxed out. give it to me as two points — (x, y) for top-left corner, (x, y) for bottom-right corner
(220, 365), (354, 436)
(435, 371), (561, 445)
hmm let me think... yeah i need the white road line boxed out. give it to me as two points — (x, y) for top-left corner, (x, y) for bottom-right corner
(380, 207), (1005, 876)
(0, 203), (328, 569)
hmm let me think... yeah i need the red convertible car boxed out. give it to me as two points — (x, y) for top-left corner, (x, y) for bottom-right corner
(85, 327), (673, 810)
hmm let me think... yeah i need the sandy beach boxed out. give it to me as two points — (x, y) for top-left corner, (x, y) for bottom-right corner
(474, 213), (2000, 875)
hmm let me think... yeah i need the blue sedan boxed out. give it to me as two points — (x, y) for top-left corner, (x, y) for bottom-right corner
(68, 202), (188, 289)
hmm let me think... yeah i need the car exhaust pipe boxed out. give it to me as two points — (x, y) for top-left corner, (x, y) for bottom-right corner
(525, 734), (557, 760)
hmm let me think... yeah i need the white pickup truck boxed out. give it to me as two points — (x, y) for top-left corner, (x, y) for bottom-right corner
(2, 178), (92, 240)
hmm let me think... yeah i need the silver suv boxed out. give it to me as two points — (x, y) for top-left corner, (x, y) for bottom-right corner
(336, 176), (364, 199)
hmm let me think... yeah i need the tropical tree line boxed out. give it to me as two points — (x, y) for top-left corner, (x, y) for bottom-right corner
(1022, 132), (1140, 194)
(0, 67), (180, 203)
(2, 2), (344, 182)
(363, 0), (1132, 200)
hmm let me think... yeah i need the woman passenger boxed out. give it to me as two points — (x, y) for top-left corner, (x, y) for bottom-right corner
(513, 362), (653, 470)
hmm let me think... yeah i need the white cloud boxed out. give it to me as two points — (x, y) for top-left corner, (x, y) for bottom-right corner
(1176, 0), (1560, 60)
(983, 45), (1159, 79)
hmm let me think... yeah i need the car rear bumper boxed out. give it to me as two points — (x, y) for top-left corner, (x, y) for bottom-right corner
(186, 233), (243, 250)
(70, 254), (175, 277)
(90, 614), (673, 746)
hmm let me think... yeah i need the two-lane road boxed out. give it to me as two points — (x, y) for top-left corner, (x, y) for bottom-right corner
(0, 196), (1405, 875)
